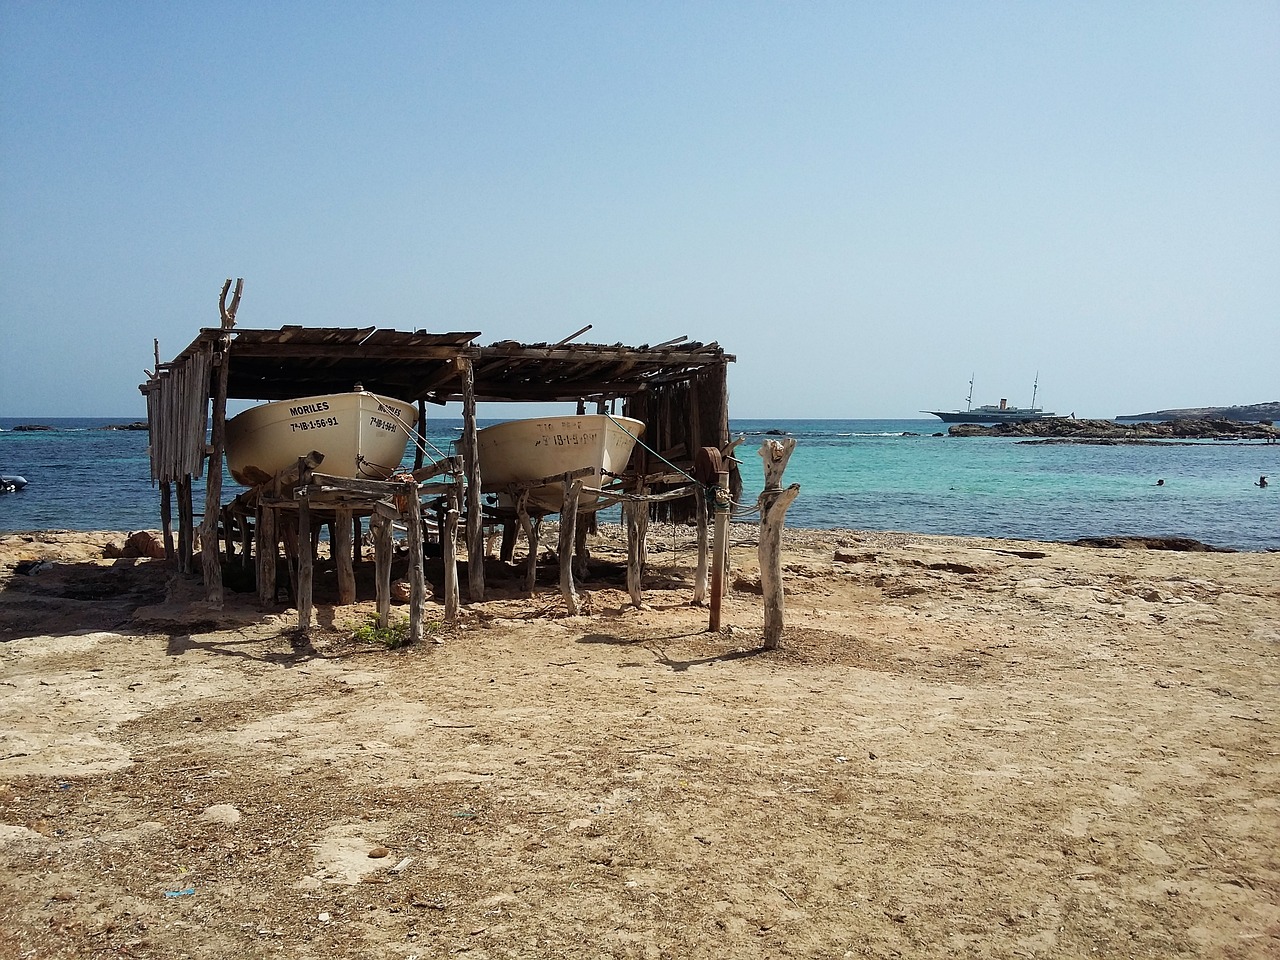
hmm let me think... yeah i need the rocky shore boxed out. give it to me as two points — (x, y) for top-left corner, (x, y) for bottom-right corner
(949, 417), (1280, 442)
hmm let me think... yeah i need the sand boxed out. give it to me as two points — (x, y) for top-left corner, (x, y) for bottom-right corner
(0, 524), (1277, 959)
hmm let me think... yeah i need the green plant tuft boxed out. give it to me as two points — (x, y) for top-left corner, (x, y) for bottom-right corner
(350, 615), (442, 649)
(351, 616), (412, 649)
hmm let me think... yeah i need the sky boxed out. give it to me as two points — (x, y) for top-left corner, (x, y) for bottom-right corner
(1, 1), (1276, 420)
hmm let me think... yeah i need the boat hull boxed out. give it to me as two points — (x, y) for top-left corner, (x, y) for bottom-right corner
(225, 391), (417, 486)
(476, 415), (644, 513)
(925, 409), (1056, 424)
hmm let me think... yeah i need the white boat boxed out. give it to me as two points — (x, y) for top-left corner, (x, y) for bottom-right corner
(225, 388), (418, 486)
(476, 414), (645, 513)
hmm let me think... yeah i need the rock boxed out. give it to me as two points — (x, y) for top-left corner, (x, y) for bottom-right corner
(391, 580), (411, 603)
(1071, 536), (1235, 553)
(834, 549), (877, 563)
(200, 804), (242, 825)
(368, 846), (390, 859)
(950, 417), (1279, 442)
(124, 531), (166, 559)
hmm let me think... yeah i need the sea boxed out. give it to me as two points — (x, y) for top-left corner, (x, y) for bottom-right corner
(1, 417), (1277, 551)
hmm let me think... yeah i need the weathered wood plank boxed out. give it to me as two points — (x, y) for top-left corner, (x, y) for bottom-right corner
(334, 507), (355, 605)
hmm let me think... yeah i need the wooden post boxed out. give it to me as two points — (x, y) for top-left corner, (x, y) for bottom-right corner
(297, 494), (313, 634)
(514, 492), (540, 596)
(238, 505), (253, 569)
(442, 476), (461, 622)
(693, 487), (709, 605)
(405, 483), (426, 644)
(625, 484), (649, 608)
(159, 481), (175, 560)
(625, 501), (642, 607)
(558, 477), (583, 614)
(708, 471), (730, 632)
(334, 507), (355, 605)
(573, 509), (590, 579)
(500, 521), (517, 562)
(256, 503), (277, 607)
(414, 399), (427, 471)
(221, 505), (235, 566)
(371, 510), (393, 629)
(177, 475), (193, 574)
(460, 359), (485, 601)
(757, 439), (799, 650)
(201, 334), (232, 607)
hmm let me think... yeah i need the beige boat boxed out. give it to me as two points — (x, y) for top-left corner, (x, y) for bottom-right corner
(476, 414), (645, 513)
(225, 389), (418, 486)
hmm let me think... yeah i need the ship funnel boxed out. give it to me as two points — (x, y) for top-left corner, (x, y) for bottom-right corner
(999, 398), (1008, 410)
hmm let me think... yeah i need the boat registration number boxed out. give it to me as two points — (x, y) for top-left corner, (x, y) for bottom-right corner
(291, 416), (339, 432)
(537, 431), (598, 447)
(369, 416), (401, 433)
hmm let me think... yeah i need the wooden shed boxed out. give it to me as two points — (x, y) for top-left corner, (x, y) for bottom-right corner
(141, 306), (736, 616)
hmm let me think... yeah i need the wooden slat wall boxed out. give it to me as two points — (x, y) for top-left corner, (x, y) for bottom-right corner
(624, 361), (735, 524)
(144, 343), (211, 484)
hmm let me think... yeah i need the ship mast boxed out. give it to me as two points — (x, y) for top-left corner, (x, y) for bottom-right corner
(1031, 372), (1039, 410)
(966, 374), (974, 412)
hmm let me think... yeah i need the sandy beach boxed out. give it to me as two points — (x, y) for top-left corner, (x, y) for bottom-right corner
(1, 524), (1277, 959)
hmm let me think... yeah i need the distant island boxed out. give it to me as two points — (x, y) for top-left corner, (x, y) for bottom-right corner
(1115, 401), (1280, 422)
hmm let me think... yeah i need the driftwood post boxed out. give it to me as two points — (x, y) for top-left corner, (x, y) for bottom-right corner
(442, 475), (461, 622)
(558, 476), (583, 614)
(573, 512), (590, 580)
(159, 482), (175, 560)
(513, 491), (540, 596)
(624, 484), (649, 608)
(405, 482), (426, 644)
(414, 399), (427, 471)
(708, 471), (730, 631)
(372, 508), (393, 629)
(297, 493), (313, 634)
(177, 475), (193, 574)
(693, 489), (709, 605)
(334, 506), (356, 605)
(459, 358), (485, 601)
(757, 438), (800, 650)
(255, 502), (277, 607)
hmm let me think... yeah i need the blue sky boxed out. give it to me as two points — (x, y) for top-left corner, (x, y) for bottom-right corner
(2, 1), (1276, 419)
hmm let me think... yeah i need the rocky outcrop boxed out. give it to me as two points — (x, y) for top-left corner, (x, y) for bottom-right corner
(98, 421), (149, 431)
(950, 418), (1280, 442)
(1070, 536), (1236, 552)
(1115, 401), (1280, 422)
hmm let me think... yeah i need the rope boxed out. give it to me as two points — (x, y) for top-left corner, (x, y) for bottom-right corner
(377, 403), (455, 465)
(603, 412), (700, 486)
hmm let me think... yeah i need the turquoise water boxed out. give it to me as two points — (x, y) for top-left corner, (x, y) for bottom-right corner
(2, 417), (1277, 550)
